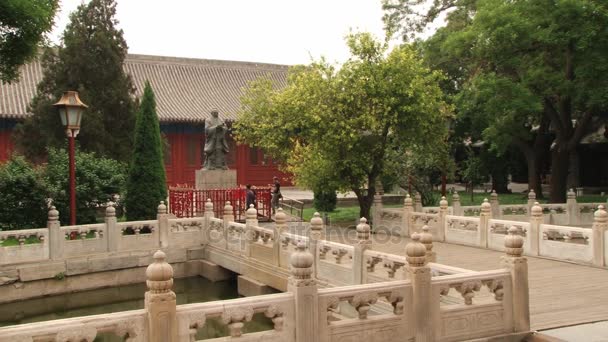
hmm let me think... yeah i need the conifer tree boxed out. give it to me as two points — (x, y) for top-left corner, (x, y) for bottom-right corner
(125, 81), (167, 220)
(15, 0), (136, 162)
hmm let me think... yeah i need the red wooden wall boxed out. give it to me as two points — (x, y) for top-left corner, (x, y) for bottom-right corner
(161, 123), (290, 187)
(0, 120), (16, 163)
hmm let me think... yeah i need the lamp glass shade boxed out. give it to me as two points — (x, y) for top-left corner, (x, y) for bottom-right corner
(58, 107), (67, 126)
(67, 106), (82, 128)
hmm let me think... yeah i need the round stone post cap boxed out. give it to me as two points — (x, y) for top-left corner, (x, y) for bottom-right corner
(157, 201), (167, 214)
(419, 225), (433, 248)
(406, 233), (427, 266)
(48, 206), (59, 221)
(504, 226), (524, 257)
(224, 201), (233, 213)
(452, 191), (460, 200)
(275, 207), (287, 225)
(146, 250), (174, 292)
(106, 202), (116, 217)
(528, 189), (536, 199)
(531, 202), (543, 216)
(440, 196), (448, 208)
(246, 204), (258, 220)
(594, 205), (607, 222)
(481, 198), (491, 212)
(309, 212), (323, 230)
(205, 198), (214, 211)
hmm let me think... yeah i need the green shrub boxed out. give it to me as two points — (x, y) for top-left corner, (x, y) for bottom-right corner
(45, 148), (127, 225)
(0, 156), (49, 230)
(124, 82), (167, 220)
(313, 187), (337, 213)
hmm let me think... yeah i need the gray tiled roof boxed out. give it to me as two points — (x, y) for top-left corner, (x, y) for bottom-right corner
(0, 54), (288, 123)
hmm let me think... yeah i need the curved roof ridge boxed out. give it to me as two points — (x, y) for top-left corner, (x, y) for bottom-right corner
(126, 53), (290, 71)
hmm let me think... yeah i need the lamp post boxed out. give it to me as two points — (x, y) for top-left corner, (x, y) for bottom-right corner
(54, 91), (88, 226)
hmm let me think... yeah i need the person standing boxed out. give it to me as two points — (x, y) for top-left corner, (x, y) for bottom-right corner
(246, 184), (256, 210)
(271, 176), (281, 214)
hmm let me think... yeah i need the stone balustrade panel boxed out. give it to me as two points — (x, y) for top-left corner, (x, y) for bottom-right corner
(487, 219), (531, 253)
(0, 228), (49, 265)
(249, 225), (275, 264)
(0, 308), (147, 342)
(444, 215), (481, 247)
(362, 250), (407, 282)
(176, 292), (295, 341)
(461, 206), (481, 217)
(579, 203), (605, 225)
(226, 221), (246, 254)
(539, 224), (593, 263)
(432, 270), (513, 342)
(317, 240), (354, 286)
(318, 280), (413, 342)
(116, 220), (158, 252)
(207, 217), (226, 249)
(61, 223), (107, 258)
(168, 217), (205, 248)
(410, 212), (440, 236)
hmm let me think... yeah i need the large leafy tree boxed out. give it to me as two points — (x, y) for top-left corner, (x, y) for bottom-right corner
(14, 0), (136, 163)
(0, 0), (58, 83)
(236, 33), (449, 219)
(385, 0), (608, 202)
(124, 81), (167, 220)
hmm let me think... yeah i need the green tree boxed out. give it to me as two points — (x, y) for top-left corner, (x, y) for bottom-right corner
(0, 0), (58, 83)
(0, 156), (49, 230)
(236, 33), (449, 219)
(124, 81), (167, 220)
(45, 148), (127, 225)
(386, 0), (608, 202)
(14, 0), (136, 163)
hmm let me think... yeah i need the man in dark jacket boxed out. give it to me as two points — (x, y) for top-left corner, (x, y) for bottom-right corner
(246, 184), (256, 210)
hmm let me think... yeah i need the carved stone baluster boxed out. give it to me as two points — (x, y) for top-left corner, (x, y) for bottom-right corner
(187, 313), (206, 342)
(55, 326), (98, 342)
(483, 279), (504, 301)
(264, 305), (284, 331)
(349, 293), (378, 319)
(387, 292), (405, 315)
(221, 307), (253, 338)
(454, 281), (482, 305)
(319, 245), (331, 259)
(333, 248), (347, 264)
(366, 256), (382, 272)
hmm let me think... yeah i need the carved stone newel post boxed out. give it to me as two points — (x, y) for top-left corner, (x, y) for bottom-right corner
(490, 190), (500, 218)
(245, 204), (258, 257)
(274, 208), (288, 266)
(438, 196), (448, 242)
(48, 206), (62, 260)
(158, 201), (169, 248)
(501, 227), (530, 333)
(414, 192), (423, 212)
(529, 202), (543, 256)
(372, 192), (383, 228)
(479, 199), (492, 248)
(406, 234), (433, 341)
(106, 203), (118, 252)
(288, 242), (318, 342)
(353, 217), (371, 284)
(223, 201), (234, 249)
(527, 190), (536, 215)
(592, 205), (607, 267)
(145, 250), (178, 342)
(452, 191), (462, 216)
(567, 189), (579, 226)
(403, 194), (413, 237)
(308, 212), (324, 279)
(419, 225), (436, 263)
(203, 199), (214, 245)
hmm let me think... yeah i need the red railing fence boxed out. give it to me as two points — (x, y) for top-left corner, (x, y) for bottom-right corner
(169, 187), (272, 221)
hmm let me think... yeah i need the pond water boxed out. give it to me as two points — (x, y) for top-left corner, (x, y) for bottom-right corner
(0, 276), (273, 340)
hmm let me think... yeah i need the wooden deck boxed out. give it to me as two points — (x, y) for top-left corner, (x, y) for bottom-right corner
(326, 230), (608, 331)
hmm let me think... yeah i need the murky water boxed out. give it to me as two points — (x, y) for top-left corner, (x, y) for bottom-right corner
(0, 276), (272, 340)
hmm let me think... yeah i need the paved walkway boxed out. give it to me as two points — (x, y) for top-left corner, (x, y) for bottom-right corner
(322, 229), (608, 332)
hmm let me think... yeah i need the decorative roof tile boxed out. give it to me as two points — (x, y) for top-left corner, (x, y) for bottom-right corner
(0, 54), (288, 123)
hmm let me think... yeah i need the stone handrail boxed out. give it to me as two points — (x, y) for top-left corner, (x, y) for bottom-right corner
(0, 228), (49, 264)
(0, 308), (147, 342)
(176, 292), (294, 340)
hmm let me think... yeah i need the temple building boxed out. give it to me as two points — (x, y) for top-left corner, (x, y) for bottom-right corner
(0, 54), (290, 186)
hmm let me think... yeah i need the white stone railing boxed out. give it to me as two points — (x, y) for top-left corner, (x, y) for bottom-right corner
(432, 269), (514, 341)
(0, 210), (532, 342)
(0, 308), (147, 342)
(0, 228), (49, 264)
(539, 224), (593, 263)
(176, 292), (295, 341)
(373, 193), (608, 268)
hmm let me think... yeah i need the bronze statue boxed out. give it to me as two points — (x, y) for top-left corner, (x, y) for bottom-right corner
(203, 109), (229, 170)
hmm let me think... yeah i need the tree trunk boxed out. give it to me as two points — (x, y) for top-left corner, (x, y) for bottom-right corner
(549, 148), (569, 203)
(567, 149), (580, 190)
(353, 186), (374, 222)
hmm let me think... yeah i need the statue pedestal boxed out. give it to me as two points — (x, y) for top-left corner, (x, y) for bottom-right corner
(195, 169), (237, 189)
